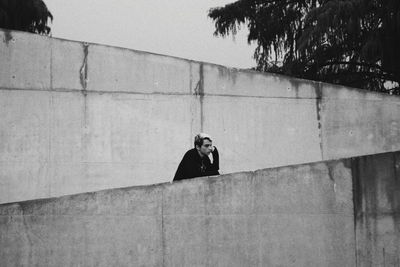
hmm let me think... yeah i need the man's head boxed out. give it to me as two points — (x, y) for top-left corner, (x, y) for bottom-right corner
(194, 133), (213, 156)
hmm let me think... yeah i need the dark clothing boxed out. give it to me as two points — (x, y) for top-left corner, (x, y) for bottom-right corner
(173, 147), (219, 181)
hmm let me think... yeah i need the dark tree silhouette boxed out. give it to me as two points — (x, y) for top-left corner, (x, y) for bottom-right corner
(209, 0), (400, 95)
(0, 0), (53, 35)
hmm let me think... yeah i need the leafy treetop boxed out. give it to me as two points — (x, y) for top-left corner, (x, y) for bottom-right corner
(0, 0), (53, 35)
(209, 0), (400, 95)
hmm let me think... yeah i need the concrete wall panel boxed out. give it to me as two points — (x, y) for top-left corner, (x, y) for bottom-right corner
(352, 152), (400, 266)
(48, 92), (197, 198)
(0, 185), (164, 267)
(0, 90), (50, 162)
(50, 92), (85, 162)
(320, 85), (400, 160)
(0, 156), (357, 266)
(51, 39), (85, 90)
(0, 90), (51, 203)
(87, 44), (196, 94)
(0, 162), (50, 203)
(84, 93), (193, 163)
(203, 64), (318, 98)
(48, 161), (175, 197)
(202, 96), (322, 172)
(0, 30), (51, 90)
(162, 162), (354, 266)
(1, 30), (400, 203)
(2, 150), (399, 266)
(83, 93), (194, 181)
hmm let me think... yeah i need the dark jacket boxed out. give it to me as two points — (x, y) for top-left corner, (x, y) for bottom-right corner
(173, 147), (219, 181)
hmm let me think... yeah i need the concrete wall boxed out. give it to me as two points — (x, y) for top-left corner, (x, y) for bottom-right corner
(2, 151), (399, 266)
(0, 152), (356, 267)
(352, 152), (400, 266)
(1, 29), (400, 203)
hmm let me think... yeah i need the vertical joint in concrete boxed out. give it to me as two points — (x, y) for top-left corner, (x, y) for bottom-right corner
(193, 63), (205, 132)
(161, 186), (166, 267)
(350, 157), (360, 266)
(198, 63), (204, 132)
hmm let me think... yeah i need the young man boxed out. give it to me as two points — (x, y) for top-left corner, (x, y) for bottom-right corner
(173, 133), (220, 181)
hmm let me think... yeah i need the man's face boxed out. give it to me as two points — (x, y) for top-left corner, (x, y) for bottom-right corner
(197, 139), (213, 156)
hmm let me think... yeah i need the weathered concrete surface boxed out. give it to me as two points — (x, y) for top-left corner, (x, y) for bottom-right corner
(86, 44), (200, 94)
(320, 84), (400, 160)
(352, 152), (400, 266)
(0, 155), (355, 266)
(2, 151), (399, 266)
(1, 29), (400, 203)
(163, 161), (355, 267)
(0, 185), (164, 266)
(203, 96), (321, 171)
(0, 30), (51, 90)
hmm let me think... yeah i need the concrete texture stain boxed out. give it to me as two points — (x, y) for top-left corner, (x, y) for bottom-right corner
(2, 29), (13, 45)
(326, 162), (336, 184)
(288, 78), (302, 99)
(80, 43), (89, 127)
(351, 152), (400, 266)
(315, 82), (324, 159)
(80, 43), (89, 91)
(217, 65), (238, 85)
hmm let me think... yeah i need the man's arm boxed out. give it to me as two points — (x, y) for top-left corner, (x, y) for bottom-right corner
(209, 146), (220, 175)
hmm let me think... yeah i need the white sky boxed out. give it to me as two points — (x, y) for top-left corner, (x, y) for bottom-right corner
(45, 0), (257, 69)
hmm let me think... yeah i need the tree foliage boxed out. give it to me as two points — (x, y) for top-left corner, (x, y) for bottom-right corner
(0, 0), (52, 35)
(209, 0), (400, 94)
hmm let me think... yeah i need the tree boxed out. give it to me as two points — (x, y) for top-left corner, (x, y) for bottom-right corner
(209, 0), (400, 95)
(0, 0), (53, 35)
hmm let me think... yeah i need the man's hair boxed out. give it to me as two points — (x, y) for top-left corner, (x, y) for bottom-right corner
(194, 133), (212, 148)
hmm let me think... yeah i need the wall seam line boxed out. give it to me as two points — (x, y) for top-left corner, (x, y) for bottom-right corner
(161, 186), (165, 267)
(48, 39), (53, 198)
(0, 87), (322, 100)
(50, 39), (53, 90)
(351, 157), (359, 267)
(199, 63), (204, 132)
(48, 88), (53, 198)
